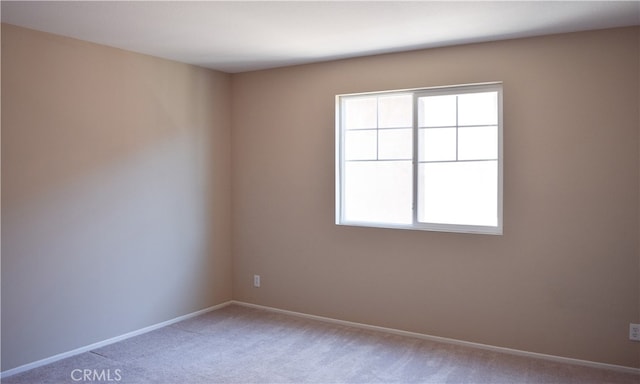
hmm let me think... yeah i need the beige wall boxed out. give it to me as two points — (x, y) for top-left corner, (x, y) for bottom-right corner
(1, 24), (232, 371)
(231, 27), (640, 368)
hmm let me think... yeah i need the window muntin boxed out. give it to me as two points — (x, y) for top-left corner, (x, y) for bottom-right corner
(336, 83), (503, 235)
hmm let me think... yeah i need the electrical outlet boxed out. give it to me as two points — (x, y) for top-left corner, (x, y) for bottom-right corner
(253, 275), (261, 288)
(630, 323), (640, 341)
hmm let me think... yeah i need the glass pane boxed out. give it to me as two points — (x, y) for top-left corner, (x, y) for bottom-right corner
(418, 161), (498, 226)
(344, 161), (412, 224)
(344, 97), (377, 129)
(458, 126), (498, 160)
(458, 92), (497, 126)
(379, 94), (412, 128)
(345, 130), (377, 160)
(419, 95), (456, 127)
(419, 128), (456, 161)
(379, 129), (412, 160)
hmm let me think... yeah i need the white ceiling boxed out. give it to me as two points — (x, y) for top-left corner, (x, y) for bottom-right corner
(2, 1), (639, 73)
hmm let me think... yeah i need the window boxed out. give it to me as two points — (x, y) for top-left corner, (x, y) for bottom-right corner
(336, 82), (502, 234)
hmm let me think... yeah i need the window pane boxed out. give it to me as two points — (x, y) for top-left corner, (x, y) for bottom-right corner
(458, 92), (497, 126)
(344, 161), (412, 224)
(458, 126), (498, 160)
(345, 97), (377, 129)
(379, 129), (412, 160)
(345, 130), (377, 160)
(338, 83), (502, 234)
(419, 95), (456, 127)
(419, 128), (456, 161)
(379, 94), (412, 128)
(418, 161), (498, 226)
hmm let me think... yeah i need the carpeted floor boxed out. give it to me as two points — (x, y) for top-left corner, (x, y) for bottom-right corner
(2, 304), (638, 384)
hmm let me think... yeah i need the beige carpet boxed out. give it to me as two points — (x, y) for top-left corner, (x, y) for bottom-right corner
(2, 304), (638, 384)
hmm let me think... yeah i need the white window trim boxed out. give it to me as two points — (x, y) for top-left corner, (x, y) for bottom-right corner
(335, 82), (503, 235)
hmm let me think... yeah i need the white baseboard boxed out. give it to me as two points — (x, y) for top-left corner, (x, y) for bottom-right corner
(232, 300), (640, 375)
(0, 301), (233, 379)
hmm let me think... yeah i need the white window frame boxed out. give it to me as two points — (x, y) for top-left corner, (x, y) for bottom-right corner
(335, 82), (503, 235)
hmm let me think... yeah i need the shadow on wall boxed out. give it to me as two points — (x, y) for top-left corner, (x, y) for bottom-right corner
(1, 24), (231, 372)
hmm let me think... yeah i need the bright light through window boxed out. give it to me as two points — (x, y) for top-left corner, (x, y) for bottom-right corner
(336, 83), (503, 234)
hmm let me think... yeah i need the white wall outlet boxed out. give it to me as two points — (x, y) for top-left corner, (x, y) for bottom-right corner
(630, 323), (640, 341)
(253, 275), (261, 288)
